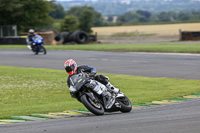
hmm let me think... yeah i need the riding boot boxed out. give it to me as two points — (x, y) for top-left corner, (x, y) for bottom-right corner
(27, 45), (32, 50)
(106, 82), (120, 94)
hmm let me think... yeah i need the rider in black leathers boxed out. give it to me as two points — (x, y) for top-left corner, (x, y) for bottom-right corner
(64, 59), (120, 108)
(65, 59), (119, 93)
(64, 59), (120, 109)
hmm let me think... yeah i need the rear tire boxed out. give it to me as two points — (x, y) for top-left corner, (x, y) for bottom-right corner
(80, 94), (104, 115)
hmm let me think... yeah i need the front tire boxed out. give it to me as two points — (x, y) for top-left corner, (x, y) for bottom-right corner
(80, 94), (104, 115)
(35, 47), (39, 55)
(117, 96), (132, 113)
(43, 47), (47, 55)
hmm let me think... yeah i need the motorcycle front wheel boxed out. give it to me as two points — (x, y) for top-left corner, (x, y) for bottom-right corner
(39, 46), (47, 55)
(35, 46), (39, 55)
(42, 47), (47, 55)
(80, 94), (104, 115)
(117, 96), (132, 113)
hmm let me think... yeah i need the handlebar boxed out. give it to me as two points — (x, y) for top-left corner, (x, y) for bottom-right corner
(80, 71), (95, 80)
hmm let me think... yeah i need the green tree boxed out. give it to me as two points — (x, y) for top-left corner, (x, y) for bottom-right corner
(93, 11), (104, 27)
(0, 0), (24, 25)
(157, 11), (178, 22)
(79, 8), (94, 33)
(49, 3), (65, 19)
(0, 0), (54, 32)
(60, 15), (79, 32)
(66, 6), (103, 27)
(117, 11), (144, 23)
(178, 12), (190, 21)
(149, 14), (159, 22)
(157, 11), (172, 22)
(136, 10), (151, 19)
(66, 6), (83, 17)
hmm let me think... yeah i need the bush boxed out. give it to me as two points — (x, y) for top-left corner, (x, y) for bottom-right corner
(60, 15), (80, 32)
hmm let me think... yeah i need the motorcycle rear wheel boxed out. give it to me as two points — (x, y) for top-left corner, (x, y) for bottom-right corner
(117, 96), (132, 113)
(80, 94), (104, 115)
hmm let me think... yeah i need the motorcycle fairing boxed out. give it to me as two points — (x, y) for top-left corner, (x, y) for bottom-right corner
(70, 73), (89, 91)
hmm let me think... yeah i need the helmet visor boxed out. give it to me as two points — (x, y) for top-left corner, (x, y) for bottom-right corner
(66, 64), (75, 73)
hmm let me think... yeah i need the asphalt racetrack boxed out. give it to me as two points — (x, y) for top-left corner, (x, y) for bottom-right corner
(0, 49), (200, 133)
(0, 49), (200, 80)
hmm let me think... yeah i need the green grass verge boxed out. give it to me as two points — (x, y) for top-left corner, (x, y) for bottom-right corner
(0, 43), (200, 53)
(0, 66), (200, 118)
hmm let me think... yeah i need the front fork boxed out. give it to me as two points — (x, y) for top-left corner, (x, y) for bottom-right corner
(84, 91), (97, 102)
(77, 89), (98, 103)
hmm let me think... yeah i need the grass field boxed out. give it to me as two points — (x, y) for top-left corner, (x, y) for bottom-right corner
(92, 23), (200, 36)
(1, 43), (200, 53)
(1, 66), (200, 118)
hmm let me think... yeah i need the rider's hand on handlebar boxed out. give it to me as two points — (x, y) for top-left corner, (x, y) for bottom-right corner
(89, 72), (96, 79)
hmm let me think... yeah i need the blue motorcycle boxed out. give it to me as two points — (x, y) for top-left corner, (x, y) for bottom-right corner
(30, 35), (47, 55)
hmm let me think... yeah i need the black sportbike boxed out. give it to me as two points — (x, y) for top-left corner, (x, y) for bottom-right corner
(69, 72), (132, 115)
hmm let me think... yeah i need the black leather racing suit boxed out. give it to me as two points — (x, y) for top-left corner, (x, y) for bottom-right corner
(67, 65), (109, 88)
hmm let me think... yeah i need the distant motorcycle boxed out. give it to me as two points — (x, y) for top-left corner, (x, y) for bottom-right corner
(69, 72), (132, 115)
(27, 35), (47, 55)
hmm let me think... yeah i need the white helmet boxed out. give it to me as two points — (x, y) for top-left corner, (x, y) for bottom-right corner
(28, 29), (34, 34)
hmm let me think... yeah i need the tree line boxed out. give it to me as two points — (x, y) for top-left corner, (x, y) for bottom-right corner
(52, 6), (104, 33)
(0, 0), (100, 33)
(57, 0), (200, 16)
(116, 10), (200, 26)
(51, 4), (200, 31)
(1, 0), (200, 34)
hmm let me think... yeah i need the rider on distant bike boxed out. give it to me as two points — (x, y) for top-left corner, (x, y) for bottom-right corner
(26, 29), (37, 49)
(64, 59), (120, 108)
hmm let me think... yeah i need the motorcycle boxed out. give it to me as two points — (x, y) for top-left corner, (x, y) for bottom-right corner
(69, 72), (132, 115)
(27, 35), (47, 55)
